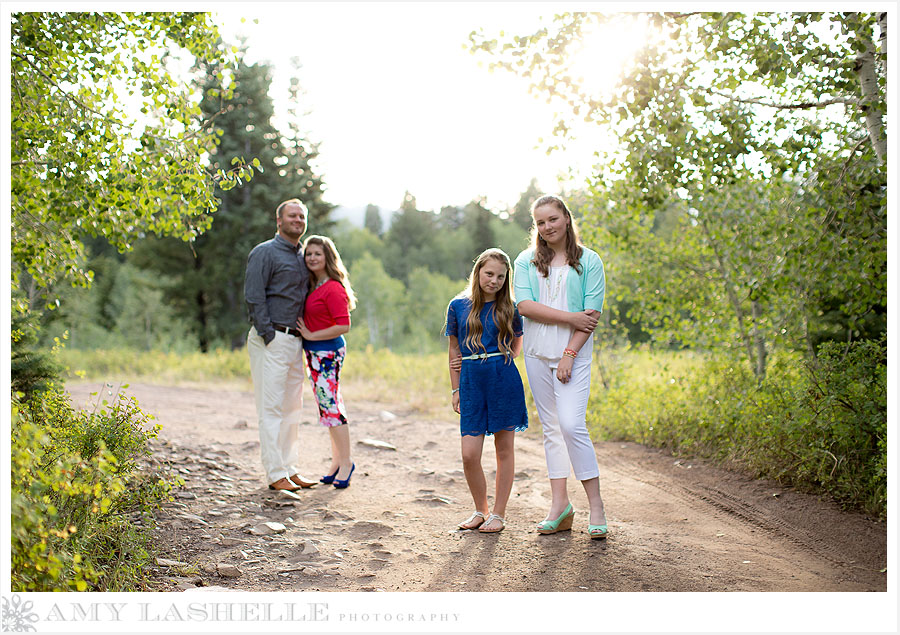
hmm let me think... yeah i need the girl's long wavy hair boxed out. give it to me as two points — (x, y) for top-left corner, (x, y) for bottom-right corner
(462, 248), (517, 360)
(530, 194), (583, 276)
(303, 235), (357, 310)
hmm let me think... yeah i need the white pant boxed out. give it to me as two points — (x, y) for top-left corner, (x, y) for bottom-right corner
(247, 326), (305, 483)
(524, 354), (600, 480)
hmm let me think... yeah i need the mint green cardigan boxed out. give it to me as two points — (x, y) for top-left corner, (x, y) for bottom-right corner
(513, 246), (605, 313)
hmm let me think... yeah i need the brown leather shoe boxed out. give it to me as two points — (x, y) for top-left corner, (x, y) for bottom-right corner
(288, 474), (318, 488)
(268, 477), (301, 491)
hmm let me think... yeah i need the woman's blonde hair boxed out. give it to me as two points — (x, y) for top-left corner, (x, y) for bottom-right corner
(462, 248), (517, 360)
(530, 194), (583, 276)
(303, 235), (357, 310)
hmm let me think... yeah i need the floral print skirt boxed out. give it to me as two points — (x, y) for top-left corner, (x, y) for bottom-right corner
(304, 347), (348, 427)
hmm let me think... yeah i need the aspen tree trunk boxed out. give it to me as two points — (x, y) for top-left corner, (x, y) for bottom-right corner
(750, 299), (767, 381)
(366, 302), (378, 347)
(804, 313), (817, 362)
(698, 216), (760, 380)
(878, 12), (888, 78)
(853, 15), (886, 164)
(145, 313), (153, 352)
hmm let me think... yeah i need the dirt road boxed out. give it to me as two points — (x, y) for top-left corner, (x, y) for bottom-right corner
(66, 381), (886, 594)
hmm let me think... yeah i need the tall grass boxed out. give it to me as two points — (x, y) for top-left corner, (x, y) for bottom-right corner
(586, 346), (706, 444)
(59, 346), (453, 413)
(60, 348), (253, 387)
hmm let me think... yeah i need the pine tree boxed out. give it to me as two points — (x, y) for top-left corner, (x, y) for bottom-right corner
(364, 204), (383, 236)
(511, 178), (542, 232)
(132, 51), (333, 351)
(383, 192), (438, 284)
(464, 198), (496, 259)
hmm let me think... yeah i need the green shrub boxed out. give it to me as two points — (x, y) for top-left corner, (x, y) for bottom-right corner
(10, 386), (177, 591)
(798, 335), (886, 514)
(587, 339), (887, 518)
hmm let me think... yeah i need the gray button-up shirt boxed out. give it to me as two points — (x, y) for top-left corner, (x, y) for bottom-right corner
(244, 233), (309, 345)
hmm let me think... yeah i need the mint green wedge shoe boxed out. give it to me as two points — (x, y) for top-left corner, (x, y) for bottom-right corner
(536, 503), (575, 534)
(588, 524), (608, 540)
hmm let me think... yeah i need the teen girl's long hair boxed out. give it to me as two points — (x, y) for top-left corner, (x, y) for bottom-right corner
(463, 248), (517, 360)
(529, 194), (583, 276)
(303, 235), (357, 310)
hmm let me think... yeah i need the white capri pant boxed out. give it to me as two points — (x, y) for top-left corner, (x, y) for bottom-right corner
(524, 354), (600, 481)
(247, 326), (305, 483)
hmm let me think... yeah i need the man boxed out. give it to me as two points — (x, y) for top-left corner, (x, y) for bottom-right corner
(244, 198), (317, 491)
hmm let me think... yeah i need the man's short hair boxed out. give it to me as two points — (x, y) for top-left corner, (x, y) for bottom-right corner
(276, 198), (308, 218)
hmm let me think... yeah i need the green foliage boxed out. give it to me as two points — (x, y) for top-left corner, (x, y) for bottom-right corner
(11, 297), (62, 399)
(490, 217), (530, 267)
(465, 199), (497, 256)
(11, 387), (177, 591)
(800, 336), (887, 512)
(42, 263), (198, 352)
(377, 193), (529, 293)
(588, 338), (887, 517)
(511, 177), (543, 231)
(129, 51), (334, 351)
(383, 198), (440, 283)
(108, 265), (195, 351)
(364, 204), (384, 236)
(349, 253), (409, 350)
(472, 12), (887, 377)
(10, 12), (245, 297)
(400, 267), (463, 353)
(346, 250), (466, 354)
(330, 221), (386, 271)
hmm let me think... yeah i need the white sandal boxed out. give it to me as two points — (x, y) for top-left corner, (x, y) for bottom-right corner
(458, 511), (486, 530)
(478, 513), (505, 533)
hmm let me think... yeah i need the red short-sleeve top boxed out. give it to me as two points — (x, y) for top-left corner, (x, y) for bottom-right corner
(304, 279), (351, 332)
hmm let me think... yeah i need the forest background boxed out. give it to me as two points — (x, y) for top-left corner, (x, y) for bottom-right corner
(8, 10), (888, 592)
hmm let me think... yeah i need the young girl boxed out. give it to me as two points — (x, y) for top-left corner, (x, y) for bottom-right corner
(445, 248), (528, 533)
(296, 235), (358, 489)
(513, 195), (609, 539)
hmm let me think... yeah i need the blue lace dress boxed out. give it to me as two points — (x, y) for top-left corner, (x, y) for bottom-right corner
(445, 298), (529, 437)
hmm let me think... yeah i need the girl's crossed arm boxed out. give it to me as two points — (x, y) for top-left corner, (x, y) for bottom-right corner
(517, 300), (598, 333)
(511, 334), (523, 359)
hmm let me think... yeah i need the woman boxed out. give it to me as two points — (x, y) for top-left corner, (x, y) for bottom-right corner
(513, 195), (609, 539)
(296, 235), (357, 488)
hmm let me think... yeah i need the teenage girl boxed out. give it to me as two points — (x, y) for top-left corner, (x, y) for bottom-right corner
(445, 248), (528, 533)
(513, 195), (609, 539)
(296, 235), (357, 489)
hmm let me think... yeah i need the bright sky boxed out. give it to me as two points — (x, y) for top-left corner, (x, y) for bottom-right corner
(215, 3), (648, 213)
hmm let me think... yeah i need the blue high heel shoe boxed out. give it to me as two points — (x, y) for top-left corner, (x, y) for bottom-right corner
(320, 467), (339, 484)
(332, 463), (355, 489)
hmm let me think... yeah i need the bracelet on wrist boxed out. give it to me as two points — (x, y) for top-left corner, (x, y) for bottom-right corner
(451, 387), (460, 394)
(563, 348), (577, 359)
